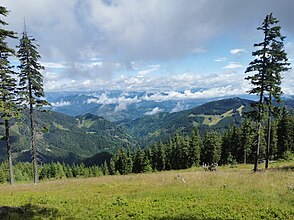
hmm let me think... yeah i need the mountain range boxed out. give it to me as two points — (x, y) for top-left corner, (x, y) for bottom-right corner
(46, 90), (257, 122)
(1, 95), (293, 164)
(118, 97), (254, 145)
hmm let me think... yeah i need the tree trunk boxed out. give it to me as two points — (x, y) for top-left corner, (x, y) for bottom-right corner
(244, 148), (247, 164)
(254, 75), (264, 172)
(5, 119), (14, 186)
(254, 122), (261, 172)
(28, 77), (38, 185)
(265, 93), (272, 169)
(30, 105), (38, 185)
(254, 16), (269, 172)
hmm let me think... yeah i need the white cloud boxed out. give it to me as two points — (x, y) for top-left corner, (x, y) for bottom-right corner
(44, 67), (250, 100)
(41, 62), (69, 69)
(144, 86), (247, 102)
(73, 61), (103, 70)
(51, 101), (71, 107)
(214, 57), (227, 62)
(87, 93), (141, 112)
(223, 62), (243, 69)
(191, 47), (207, 54)
(114, 103), (128, 112)
(145, 107), (161, 115)
(87, 93), (116, 105)
(281, 69), (294, 95)
(44, 71), (61, 81)
(4, 0), (294, 65)
(86, 0), (217, 61)
(138, 65), (160, 77)
(3, 0), (294, 97)
(170, 102), (189, 113)
(230, 48), (248, 55)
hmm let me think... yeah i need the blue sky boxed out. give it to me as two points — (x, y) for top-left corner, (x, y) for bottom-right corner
(2, 0), (294, 101)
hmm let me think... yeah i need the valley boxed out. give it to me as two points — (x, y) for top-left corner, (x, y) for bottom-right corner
(1, 96), (293, 164)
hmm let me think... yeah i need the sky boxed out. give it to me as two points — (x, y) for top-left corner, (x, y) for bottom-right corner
(2, 0), (294, 100)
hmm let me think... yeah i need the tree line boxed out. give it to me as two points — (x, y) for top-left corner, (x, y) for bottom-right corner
(109, 112), (294, 175)
(0, 161), (109, 183)
(0, 110), (293, 184)
(0, 6), (48, 185)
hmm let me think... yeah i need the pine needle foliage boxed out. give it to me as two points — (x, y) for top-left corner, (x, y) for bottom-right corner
(245, 13), (290, 171)
(17, 26), (49, 185)
(0, 6), (18, 185)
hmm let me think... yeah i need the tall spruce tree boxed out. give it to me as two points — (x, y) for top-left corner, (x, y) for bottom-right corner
(277, 109), (294, 157)
(116, 148), (127, 174)
(221, 128), (233, 165)
(240, 119), (254, 164)
(0, 6), (18, 186)
(125, 147), (133, 174)
(245, 13), (290, 171)
(189, 128), (201, 167)
(263, 15), (290, 168)
(17, 26), (49, 184)
(156, 142), (166, 171)
(109, 156), (116, 175)
(202, 132), (222, 165)
(133, 146), (145, 173)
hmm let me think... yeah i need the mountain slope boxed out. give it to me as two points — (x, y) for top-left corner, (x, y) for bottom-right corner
(118, 98), (253, 145)
(0, 111), (134, 163)
(1, 97), (291, 164)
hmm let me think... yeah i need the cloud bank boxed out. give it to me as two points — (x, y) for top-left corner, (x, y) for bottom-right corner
(2, 0), (294, 97)
(145, 107), (161, 115)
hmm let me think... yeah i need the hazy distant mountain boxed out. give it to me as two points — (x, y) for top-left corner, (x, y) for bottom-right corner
(46, 90), (256, 122)
(285, 99), (294, 109)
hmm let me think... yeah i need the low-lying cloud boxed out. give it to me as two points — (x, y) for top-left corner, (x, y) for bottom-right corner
(145, 107), (161, 115)
(170, 102), (189, 113)
(51, 101), (71, 107)
(87, 93), (141, 112)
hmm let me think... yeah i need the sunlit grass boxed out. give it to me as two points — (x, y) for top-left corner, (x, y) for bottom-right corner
(0, 161), (293, 219)
(199, 109), (234, 126)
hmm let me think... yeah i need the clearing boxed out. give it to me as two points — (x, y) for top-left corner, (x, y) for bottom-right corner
(0, 162), (293, 219)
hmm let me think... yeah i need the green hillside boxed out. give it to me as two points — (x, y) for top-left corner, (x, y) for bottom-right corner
(119, 98), (253, 145)
(0, 98), (257, 163)
(0, 111), (134, 163)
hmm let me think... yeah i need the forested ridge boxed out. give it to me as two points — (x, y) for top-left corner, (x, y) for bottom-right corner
(0, 97), (254, 164)
(1, 109), (293, 183)
(0, 97), (293, 165)
(0, 110), (135, 163)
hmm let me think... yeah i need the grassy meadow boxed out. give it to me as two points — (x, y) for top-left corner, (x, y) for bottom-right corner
(0, 162), (293, 220)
